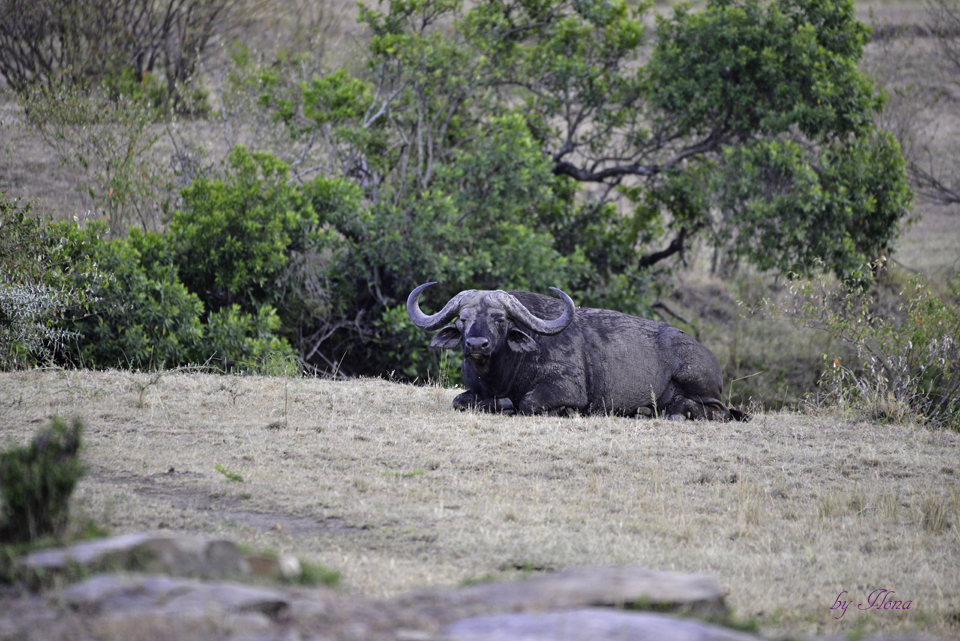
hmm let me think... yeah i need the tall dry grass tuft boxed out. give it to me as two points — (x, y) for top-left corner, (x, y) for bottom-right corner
(817, 490), (845, 521)
(735, 477), (762, 526)
(920, 495), (951, 535)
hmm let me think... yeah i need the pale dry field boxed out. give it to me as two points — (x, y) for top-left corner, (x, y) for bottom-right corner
(1, 368), (958, 639)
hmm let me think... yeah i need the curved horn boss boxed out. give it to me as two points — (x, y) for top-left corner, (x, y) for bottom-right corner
(500, 287), (575, 335)
(406, 282), (469, 331)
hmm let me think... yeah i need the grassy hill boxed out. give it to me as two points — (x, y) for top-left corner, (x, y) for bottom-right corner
(1, 368), (958, 638)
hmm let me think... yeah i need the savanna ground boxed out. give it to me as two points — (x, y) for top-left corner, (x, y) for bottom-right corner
(1, 0), (960, 639)
(1, 368), (959, 639)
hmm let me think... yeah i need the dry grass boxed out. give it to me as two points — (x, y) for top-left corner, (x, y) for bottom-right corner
(1, 368), (958, 638)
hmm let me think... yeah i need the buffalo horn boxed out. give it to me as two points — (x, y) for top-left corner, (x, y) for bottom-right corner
(503, 287), (576, 335)
(406, 282), (466, 331)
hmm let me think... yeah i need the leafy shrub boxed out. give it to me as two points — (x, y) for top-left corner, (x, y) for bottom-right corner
(49, 221), (293, 371)
(285, 116), (616, 379)
(0, 417), (86, 544)
(780, 263), (960, 429)
(374, 304), (462, 383)
(156, 134), (653, 380)
(169, 147), (319, 317)
(51, 222), (206, 369)
(0, 281), (75, 368)
(0, 160), (299, 373)
(0, 196), (99, 369)
(205, 304), (293, 373)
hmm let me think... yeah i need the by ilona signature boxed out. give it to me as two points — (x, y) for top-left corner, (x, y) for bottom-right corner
(830, 590), (913, 619)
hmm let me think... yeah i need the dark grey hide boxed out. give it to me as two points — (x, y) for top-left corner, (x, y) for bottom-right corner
(407, 283), (745, 421)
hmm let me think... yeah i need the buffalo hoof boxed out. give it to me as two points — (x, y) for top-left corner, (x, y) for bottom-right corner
(536, 406), (580, 417)
(482, 397), (516, 415)
(453, 393), (516, 415)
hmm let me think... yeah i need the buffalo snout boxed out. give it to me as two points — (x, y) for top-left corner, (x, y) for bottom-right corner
(465, 336), (490, 353)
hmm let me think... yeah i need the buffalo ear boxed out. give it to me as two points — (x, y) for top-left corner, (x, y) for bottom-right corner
(429, 325), (462, 350)
(507, 328), (538, 353)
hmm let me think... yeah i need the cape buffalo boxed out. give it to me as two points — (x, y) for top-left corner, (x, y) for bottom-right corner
(406, 283), (746, 421)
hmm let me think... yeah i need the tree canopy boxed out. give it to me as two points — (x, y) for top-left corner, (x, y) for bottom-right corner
(237, 0), (911, 373)
(259, 0), (911, 283)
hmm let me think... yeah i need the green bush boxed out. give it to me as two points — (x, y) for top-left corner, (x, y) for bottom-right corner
(284, 116), (620, 379)
(169, 147), (319, 317)
(0, 417), (86, 544)
(374, 304), (462, 383)
(205, 304), (293, 373)
(51, 222), (206, 369)
(780, 263), (960, 429)
(48, 221), (293, 371)
(0, 196), (99, 369)
(0, 159), (301, 373)
(0, 280), (76, 368)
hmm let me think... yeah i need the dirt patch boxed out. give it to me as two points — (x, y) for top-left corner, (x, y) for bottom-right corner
(85, 467), (361, 536)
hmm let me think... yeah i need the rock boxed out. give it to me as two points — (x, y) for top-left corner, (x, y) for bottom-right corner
(62, 573), (202, 614)
(21, 533), (249, 579)
(87, 607), (275, 641)
(60, 573), (291, 619)
(394, 566), (727, 623)
(0, 564), (945, 641)
(1, 535), (946, 641)
(442, 609), (762, 641)
(56, 573), (292, 640)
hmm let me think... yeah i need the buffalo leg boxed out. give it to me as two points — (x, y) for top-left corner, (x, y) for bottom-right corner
(517, 385), (585, 416)
(664, 395), (732, 421)
(452, 392), (516, 415)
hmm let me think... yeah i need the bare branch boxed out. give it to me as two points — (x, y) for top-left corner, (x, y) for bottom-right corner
(552, 159), (657, 181)
(910, 160), (960, 205)
(551, 131), (728, 183)
(638, 227), (690, 269)
(290, 163), (329, 183)
(651, 301), (692, 327)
